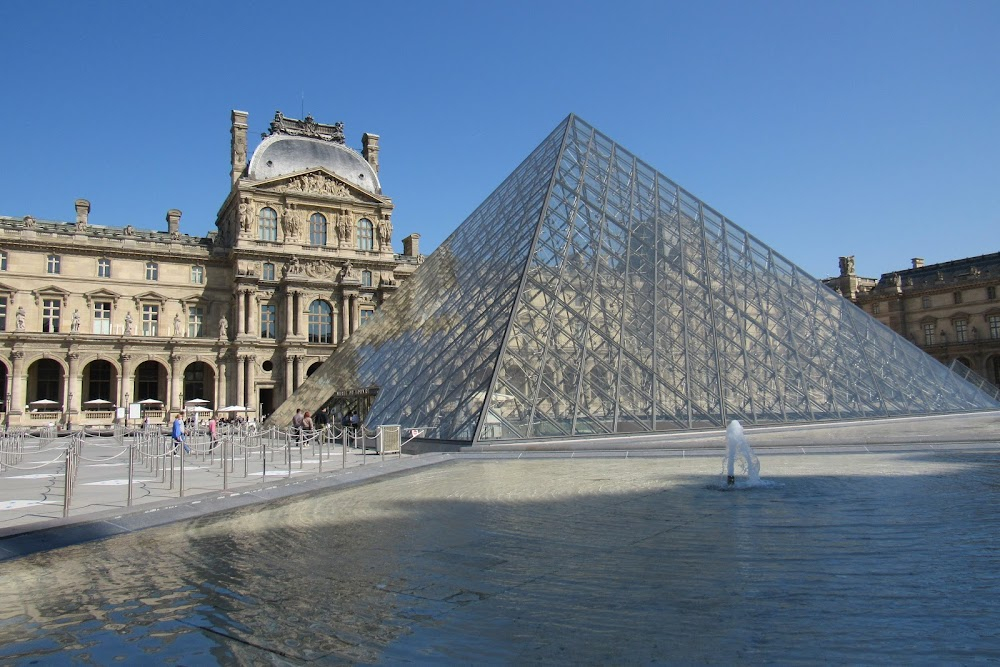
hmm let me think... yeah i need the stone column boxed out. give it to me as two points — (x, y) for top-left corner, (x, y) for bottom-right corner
(236, 355), (247, 408)
(66, 352), (80, 417)
(169, 354), (183, 413)
(235, 289), (246, 336)
(284, 355), (294, 400)
(245, 355), (256, 413)
(9, 350), (25, 418)
(284, 289), (295, 339)
(217, 354), (228, 408)
(120, 353), (133, 406)
(247, 290), (258, 339)
(293, 291), (301, 336)
(293, 356), (303, 391)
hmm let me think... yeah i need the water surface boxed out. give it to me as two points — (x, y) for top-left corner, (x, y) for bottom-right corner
(0, 451), (998, 664)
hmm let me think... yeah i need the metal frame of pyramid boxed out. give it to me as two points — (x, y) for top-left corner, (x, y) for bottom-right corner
(272, 115), (999, 443)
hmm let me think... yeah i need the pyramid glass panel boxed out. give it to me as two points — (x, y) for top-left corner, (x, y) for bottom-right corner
(273, 115), (1000, 442)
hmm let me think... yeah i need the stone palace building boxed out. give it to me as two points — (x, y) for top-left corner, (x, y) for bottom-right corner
(0, 110), (421, 427)
(826, 253), (1000, 388)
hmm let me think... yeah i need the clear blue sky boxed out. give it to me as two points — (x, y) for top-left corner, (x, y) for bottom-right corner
(2, 0), (997, 279)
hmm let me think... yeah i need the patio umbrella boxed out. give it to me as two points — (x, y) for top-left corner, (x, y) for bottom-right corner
(185, 398), (210, 405)
(29, 399), (60, 407)
(137, 398), (163, 405)
(84, 399), (113, 406)
(217, 405), (252, 412)
(186, 405), (213, 413)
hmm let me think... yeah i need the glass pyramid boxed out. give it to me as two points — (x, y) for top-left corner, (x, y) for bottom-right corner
(277, 115), (1000, 443)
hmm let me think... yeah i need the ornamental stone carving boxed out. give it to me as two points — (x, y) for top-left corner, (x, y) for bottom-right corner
(305, 259), (338, 279)
(378, 217), (392, 245)
(239, 197), (253, 232)
(15, 306), (25, 331)
(281, 204), (302, 240)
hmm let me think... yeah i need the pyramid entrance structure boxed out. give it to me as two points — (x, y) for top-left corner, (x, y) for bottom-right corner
(271, 115), (999, 443)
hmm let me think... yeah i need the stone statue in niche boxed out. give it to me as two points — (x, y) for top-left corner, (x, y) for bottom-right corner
(219, 315), (228, 339)
(71, 309), (81, 333)
(123, 312), (134, 336)
(338, 216), (351, 244)
(15, 306), (26, 331)
(239, 197), (252, 232)
(378, 217), (392, 246)
(173, 313), (183, 337)
(281, 205), (301, 240)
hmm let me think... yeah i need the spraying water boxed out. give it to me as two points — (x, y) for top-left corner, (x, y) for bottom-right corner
(723, 420), (761, 488)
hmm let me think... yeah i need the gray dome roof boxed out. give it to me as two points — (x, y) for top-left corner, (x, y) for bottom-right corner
(248, 134), (381, 194)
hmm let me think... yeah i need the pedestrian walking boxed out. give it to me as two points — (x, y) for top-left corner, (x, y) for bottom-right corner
(172, 413), (191, 455)
(208, 416), (218, 450)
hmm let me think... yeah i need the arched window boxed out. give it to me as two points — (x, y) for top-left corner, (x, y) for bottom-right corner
(262, 262), (275, 281)
(357, 219), (374, 251)
(361, 270), (373, 287)
(309, 213), (327, 246)
(308, 300), (333, 344)
(259, 207), (278, 241)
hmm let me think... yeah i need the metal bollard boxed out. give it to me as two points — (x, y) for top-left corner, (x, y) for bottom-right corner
(127, 441), (134, 507)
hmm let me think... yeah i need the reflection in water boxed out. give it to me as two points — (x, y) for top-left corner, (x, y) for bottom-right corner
(1, 453), (1000, 664)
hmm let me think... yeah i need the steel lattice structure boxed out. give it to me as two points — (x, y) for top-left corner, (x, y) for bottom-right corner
(276, 115), (999, 442)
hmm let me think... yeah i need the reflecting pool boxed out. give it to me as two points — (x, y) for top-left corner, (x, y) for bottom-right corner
(1, 451), (999, 664)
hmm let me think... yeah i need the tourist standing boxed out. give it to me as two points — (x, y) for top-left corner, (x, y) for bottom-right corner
(291, 408), (305, 447)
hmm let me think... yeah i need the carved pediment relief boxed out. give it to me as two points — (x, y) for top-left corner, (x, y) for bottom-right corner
(132, 291), (168, 308)
(252, 168), (387, 204)
(32, 285), (71, 305)
(84, 288), (122, 306)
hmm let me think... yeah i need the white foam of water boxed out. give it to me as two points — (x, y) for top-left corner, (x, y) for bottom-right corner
(721, 420), (764, 488)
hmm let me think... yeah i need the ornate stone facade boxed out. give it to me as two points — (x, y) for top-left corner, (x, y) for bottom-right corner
(0, 110), (422, 427)
(824, 253), (1000, 387)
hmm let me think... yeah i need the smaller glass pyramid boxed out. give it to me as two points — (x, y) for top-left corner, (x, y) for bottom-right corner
(274, 115), (999, 443)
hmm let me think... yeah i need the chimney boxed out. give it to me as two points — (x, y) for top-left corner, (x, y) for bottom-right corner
(912, 257), (924, 269)
(403, 233), (420, 258)
(75, 199), (90, 230)
(362, 133), (380, 173)
(166, 209), (182, 236)
(231, 110), (249, 185)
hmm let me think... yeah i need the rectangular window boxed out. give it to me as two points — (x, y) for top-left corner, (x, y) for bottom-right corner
(47, 255), (60, 274)
(922, 323), (935, 345)
(261, 304), (276, 339)
(990, 315), (1000, 340)
(955, 318), (968, 343)
(359, 309), (375, 327)
(361, 270), (373, 287)
(191, 265), (204, 284)
(0, 297), (6, 331)
(989, 286), (997, 301)
(188, 307), (204, 337)
(142, 304), (159, 336)
(262, 263), (275, 281)
(953, 291), (962, 305)
(98, 258), (111, 278)
(42, 299), (60, 333)
(871, 302), (880, 315)
(145, 262), (158, 281)
(93, 302), (111, 334)
(0, 251), (8, 271)
(921, 296), (931, 309)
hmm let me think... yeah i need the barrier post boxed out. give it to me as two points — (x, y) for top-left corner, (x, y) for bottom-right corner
(127, 441), (134, 507)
